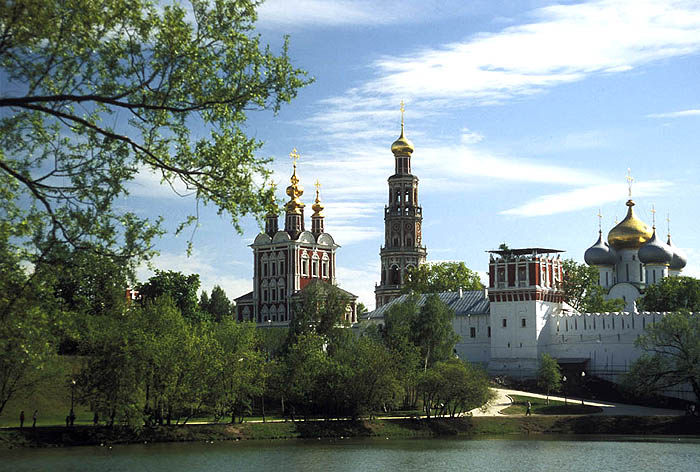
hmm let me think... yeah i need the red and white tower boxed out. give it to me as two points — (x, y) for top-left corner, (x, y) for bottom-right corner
(375, 103), (427, 308)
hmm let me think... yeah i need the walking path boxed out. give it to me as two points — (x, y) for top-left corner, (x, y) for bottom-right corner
(468, 388), (684, 417)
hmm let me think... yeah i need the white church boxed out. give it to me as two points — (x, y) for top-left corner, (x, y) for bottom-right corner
(366, 115), (691, 398)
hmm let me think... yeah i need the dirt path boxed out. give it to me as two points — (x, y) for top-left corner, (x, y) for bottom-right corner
(467, 388), (684, 417)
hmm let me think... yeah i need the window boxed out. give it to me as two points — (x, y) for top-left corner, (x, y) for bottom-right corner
(470, 327), (476, 338)
(263, 262), (268, 277)
(263, 289), (268, 302)
(271, 261), (276, 276)
(279, 260), (285, 274)
(279, 288), (285, 299)
(312, 254), (319, 277)
(502, 318), (507, 328)
(521, 318), (526, 328)
(487, 327), (491, 338)
(301, 253), (309, 276)
(322, 258), (329, 278)
(270, 288), (276, 301)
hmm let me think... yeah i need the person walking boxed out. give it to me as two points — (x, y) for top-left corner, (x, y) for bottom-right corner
(32, 410), (38, 428)
(19, 410), (25, 429)
(526, 401), (532, 416)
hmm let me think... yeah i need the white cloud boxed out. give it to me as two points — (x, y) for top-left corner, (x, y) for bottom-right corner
(336, 263), (380, 309)
(128, 165), (194, 199)
(500, 180), (672, 217)
(647, 108), (700, 118)
(366, 0), (700, 103)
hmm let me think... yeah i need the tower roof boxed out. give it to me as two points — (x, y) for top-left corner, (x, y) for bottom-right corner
(391, 100), (414, 155)
(285, 148), (305, 214)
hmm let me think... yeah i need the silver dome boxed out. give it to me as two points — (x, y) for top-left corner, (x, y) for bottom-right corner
(667, 235), (688, 270)
(584, 232), (617, 266)
(638, 229), (673, 265)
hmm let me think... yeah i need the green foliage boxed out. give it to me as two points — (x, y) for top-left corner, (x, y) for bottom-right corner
(402, 262), (483, 294)
(537, 353), (562, 402)
(289, 281), (350, 347)
(626, 310), (700, 402)
(137, 270), (203, 323)
(207, 285), (232, 322)
(638, 276), (700, 312)
(415, 294), (460, 371)
(0, 235), (59, 417)
(0, 0), (311, 260)
(417, 359), (493, 418)
(562, 259), (625, 312)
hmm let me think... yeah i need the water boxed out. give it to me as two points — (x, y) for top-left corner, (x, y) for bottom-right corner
(2, 436), (699, 472)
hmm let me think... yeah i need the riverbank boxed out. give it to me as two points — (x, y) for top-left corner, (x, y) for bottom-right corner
(1, 415), (699, 449)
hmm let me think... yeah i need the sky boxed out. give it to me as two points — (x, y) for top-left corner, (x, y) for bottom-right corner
(132, 0), (700, 310)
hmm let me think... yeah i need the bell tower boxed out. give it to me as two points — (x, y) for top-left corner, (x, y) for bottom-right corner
(375, 102), (427, 308)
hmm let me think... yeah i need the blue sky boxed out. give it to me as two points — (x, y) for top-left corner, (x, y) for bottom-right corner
(132, 0), (700, 309)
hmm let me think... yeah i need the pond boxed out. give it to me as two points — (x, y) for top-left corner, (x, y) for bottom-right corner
(2, 435), (699, 472)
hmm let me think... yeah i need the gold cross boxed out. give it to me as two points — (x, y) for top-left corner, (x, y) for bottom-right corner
(626, 168), (634, 198)
(314, 179), (321, 192)
(400, 100), (405, 127)
(597, 208), (602, 232)
(289, 148), (300, 168)
(666, 213), (671, 236)
(651, 204), (656, 227)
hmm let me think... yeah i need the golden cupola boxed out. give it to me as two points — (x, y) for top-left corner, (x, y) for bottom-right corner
(285, 149), (304, 214)
(312, 180), (324, 217)
(607, 200), (652, 250)
(391, 100), (414, 155)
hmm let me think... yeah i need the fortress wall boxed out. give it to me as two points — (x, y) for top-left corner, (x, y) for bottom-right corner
(453, 313), (491, 365)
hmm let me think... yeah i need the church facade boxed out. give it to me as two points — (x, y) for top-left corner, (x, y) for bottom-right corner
(374, 105), (427, 308)
(235, 150), (358, 325)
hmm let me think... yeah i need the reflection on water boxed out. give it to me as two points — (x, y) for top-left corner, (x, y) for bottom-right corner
(2, 435), (700, 472)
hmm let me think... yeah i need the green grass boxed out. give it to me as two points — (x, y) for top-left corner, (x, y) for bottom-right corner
(0, 356), (94, 428)
(502, 395), (603, 416)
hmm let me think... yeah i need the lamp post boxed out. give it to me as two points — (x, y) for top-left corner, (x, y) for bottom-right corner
(580, 371), (586, 406)
(70, 379), (76, 427)
(562, 376), (567, 405)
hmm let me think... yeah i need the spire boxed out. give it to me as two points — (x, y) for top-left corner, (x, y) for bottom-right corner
(391, 100), (414, 157)
(666, 213), (671, 240)
(651, 204), (656, 229)
(312, 180), (324, 217)
(284, 148), (305, 237)
(311, 179), (325, 235)
(265, 183), (279, 236)
(597, 208), (603, 235)
(285, 148), (304, 214)
(626, 168), (634, 200)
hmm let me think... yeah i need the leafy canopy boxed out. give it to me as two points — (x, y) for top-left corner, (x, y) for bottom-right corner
(561, 259), (625, 312)
(0, 0), (311, 260)
(402, 262), (483, 294)
(625, 310), (700, 402)
(637, 276), (700, 312)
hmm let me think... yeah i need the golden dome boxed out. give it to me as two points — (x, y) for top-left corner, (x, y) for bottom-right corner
(391, 125), (414, 155)
(312, 180), (324, 217)
(607, 200), (652, 250)
(285, 157), (304, 214)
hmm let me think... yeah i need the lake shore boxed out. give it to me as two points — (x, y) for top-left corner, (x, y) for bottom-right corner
(1, 415), (699, 450)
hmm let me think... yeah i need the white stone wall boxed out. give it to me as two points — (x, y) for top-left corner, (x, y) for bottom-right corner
(453, 313), (491, 366)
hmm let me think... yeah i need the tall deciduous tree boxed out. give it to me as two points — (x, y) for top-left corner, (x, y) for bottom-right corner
(537, 353), (562, 404)
(414, 294), (460, 371)
(0, 0), (311, 261)
(562, 259), (625, 313)
(626, 310), (700, 402)
(637, 276), (700, 312)
(207, 285), (232, 322)
(289, 281), (350, 347)
(402, 262), (483, 294)
(137, 270), (202, 322)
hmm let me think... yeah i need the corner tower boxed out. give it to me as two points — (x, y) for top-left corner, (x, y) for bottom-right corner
(375, 102), (427, 308)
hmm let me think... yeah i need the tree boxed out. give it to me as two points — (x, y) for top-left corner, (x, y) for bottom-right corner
(0, 0), (311, 262)
(0, 236), (59, 417)
(207, 285), (232, 322)
(537, 353), (562, 404)
(137, 270), (202, 323)
(289, 281), (350, 347)
(417, 359), (492, 418)
(562, 259), (625, 312)
(625, 310), (700, 402)
(637, 276), (700, 312)
(414, 294), (460, 371)
(402, 262), (483, 294)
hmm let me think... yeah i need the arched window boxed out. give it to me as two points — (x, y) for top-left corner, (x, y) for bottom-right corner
(301, 252), (309, 277)
(390, 265), (400, 285)
(322, 253), (329, 278)
(312, 253), (320, 277)
(406, 237), (412, 247)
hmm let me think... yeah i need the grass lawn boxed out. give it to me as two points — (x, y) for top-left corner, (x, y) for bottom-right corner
(502, 395), (603, 415)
